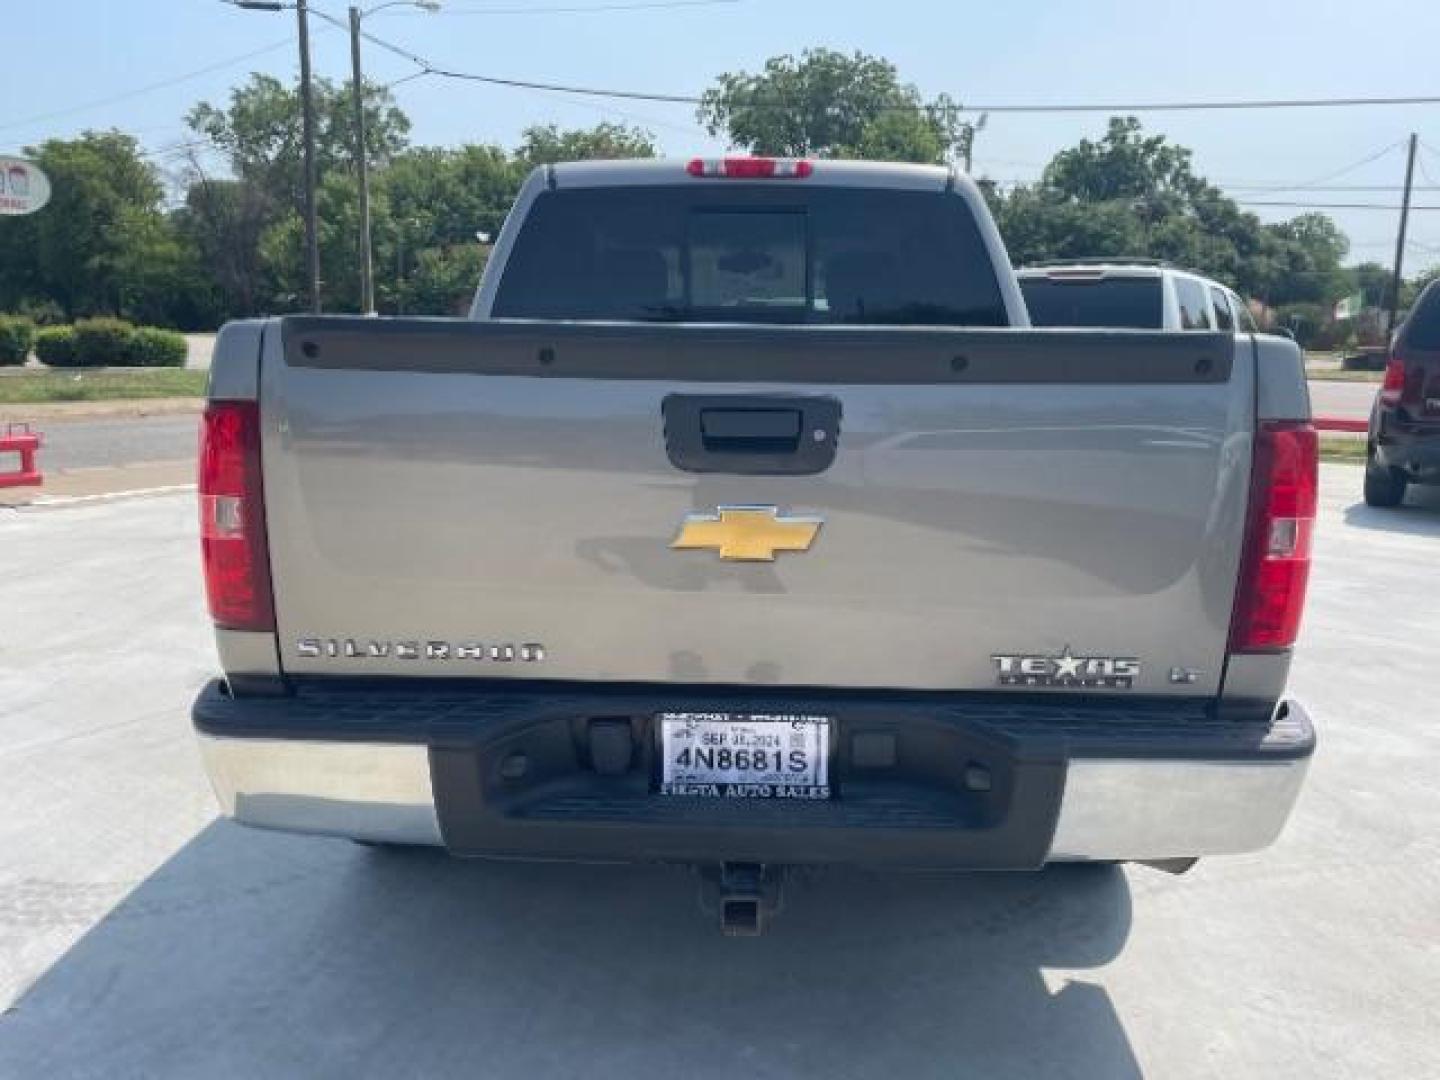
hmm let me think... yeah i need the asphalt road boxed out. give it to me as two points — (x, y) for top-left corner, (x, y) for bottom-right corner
(34, 414), (198, 472)
(1, 468), (1437, 1078)
(1308, 378), (1378, 422)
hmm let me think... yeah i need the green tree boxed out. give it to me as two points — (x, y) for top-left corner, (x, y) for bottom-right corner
(1348, 261), (1392, 310)
(380, 144), (520, 248)
(376, 144), (520, 313)
(187, 73), (410, 220)
(698, 49), (971, 164)
(398, 245), (489, 316)
(170, 172), (271, 319)
(996, 187), (1145, 264)
(994, 117), (1356, 311)
(1259, 213), (1348, 307)
(516, 122), (656, 166)
(1042, 117), (1202, 204)
(0, 131), (180, 320)
(184, 73), (411, 312)
(1404, 265), (1440, 309)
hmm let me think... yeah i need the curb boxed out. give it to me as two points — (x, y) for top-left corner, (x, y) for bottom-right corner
(23, 484), (197, 510)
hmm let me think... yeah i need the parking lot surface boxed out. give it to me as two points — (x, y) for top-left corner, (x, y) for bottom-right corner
(1, 467), (1437, 1079)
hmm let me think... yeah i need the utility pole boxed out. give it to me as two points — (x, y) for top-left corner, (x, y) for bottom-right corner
(343, 3), (436, 315)
(1386, 133), (1418, 339)
(962, 112), (988, 174)
(349, 6), (376, 315)
(297, 0), (322, 313)
(231, 0), (327, 311)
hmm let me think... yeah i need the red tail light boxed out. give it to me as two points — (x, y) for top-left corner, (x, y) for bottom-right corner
(198, 401), (274, 632)
(1378, 354), (1406, 407)
(686, 156), (813, 179)
(1229, 421), (1318, 652)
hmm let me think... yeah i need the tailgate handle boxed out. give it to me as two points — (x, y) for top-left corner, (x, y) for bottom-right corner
(663, 394), (841, 475)
(700, 408), (802, 453)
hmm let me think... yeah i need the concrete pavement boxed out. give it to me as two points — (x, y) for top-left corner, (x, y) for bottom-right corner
(0, 469), (1437, 1078)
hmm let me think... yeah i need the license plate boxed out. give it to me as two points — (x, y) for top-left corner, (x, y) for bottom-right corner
(658, 713), (831, 799)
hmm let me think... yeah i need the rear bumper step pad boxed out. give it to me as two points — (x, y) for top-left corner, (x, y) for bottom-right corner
(193, 680), (1313, 866)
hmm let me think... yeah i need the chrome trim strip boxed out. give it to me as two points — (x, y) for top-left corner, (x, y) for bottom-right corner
(197, 735), (442, 846)
(215, 628), (282, 681)
(1049, 757), (1310, 861)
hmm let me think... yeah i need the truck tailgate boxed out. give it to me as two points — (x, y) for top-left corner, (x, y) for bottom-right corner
(261, 318), (1251, 696)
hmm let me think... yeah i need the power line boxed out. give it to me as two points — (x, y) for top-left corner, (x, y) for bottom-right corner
(1236, 200), (1440, 211)
(417, 66), (1440, 114)
(0, 37), (297, 136)
(404, 0), (742, 14)
(429, 68), (1440, 113)
(303, 19), (1440, 116)
(1227, 184), (1440, 192)
(381, 69), (431, 91)
(959, 96), (1440, 115)
(1219, 140), (1405, 193)
(1414, 144), (1440, 189)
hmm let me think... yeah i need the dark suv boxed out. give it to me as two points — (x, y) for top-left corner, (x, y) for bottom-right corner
(1366, 280), (1440, 506)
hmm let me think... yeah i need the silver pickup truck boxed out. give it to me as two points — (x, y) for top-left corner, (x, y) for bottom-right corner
(193, 157), (1316, 933)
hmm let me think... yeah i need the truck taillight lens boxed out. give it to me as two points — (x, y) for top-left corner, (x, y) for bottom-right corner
(1378, 355), (1406, 407)
(686, 156), (813, 179)
(1229, 421), (1318, 652)
(198, 401), (274, 632)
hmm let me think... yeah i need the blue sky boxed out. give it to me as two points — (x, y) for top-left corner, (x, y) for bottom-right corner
(4, 0), (1440, 271)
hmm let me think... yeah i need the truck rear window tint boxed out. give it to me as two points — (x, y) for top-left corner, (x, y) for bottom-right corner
(492, 185), (1008, 326)
(1019, 277), (1163, 329)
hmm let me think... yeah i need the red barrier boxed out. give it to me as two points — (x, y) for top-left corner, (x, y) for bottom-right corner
(1313, 417), (1368, 434)
(0, 423), (43, 488)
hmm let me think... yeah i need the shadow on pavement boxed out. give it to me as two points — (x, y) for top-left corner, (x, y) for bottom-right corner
(0, 823), (1138, 1079)
(1342, 483), (1440, 536)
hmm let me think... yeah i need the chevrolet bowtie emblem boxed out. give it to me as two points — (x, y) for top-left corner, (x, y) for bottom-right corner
(670, 506), (823, 562)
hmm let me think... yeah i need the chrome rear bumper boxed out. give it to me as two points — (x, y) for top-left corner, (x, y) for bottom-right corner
(1049, 756), (1309, 861)
(196, 695), (1312, 862)
(198, 736), (442, 846)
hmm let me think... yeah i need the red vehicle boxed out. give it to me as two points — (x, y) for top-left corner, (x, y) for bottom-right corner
(1366, 280), (1440, 506)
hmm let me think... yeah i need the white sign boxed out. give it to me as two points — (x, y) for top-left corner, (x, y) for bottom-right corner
(0, 157), (52, 216)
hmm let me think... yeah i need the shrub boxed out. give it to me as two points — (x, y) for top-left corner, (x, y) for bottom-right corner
(13, 297), (66, 326)
(125, 327), (188, 367)
(71, 317), (135, 367)
(34, 326), (80, 367)
(0, 316), (36, 366)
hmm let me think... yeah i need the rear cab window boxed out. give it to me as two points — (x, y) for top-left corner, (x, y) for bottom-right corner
(492, 185), (1009, 326)
(1230, 292), (1258, 332)
(1209, 286), (1235, 331)
(1174, 276), (1213, 330)
(1019, 275), (1163, 329)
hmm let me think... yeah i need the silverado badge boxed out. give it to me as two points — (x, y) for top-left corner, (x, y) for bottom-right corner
(671, 506), (822, 562)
